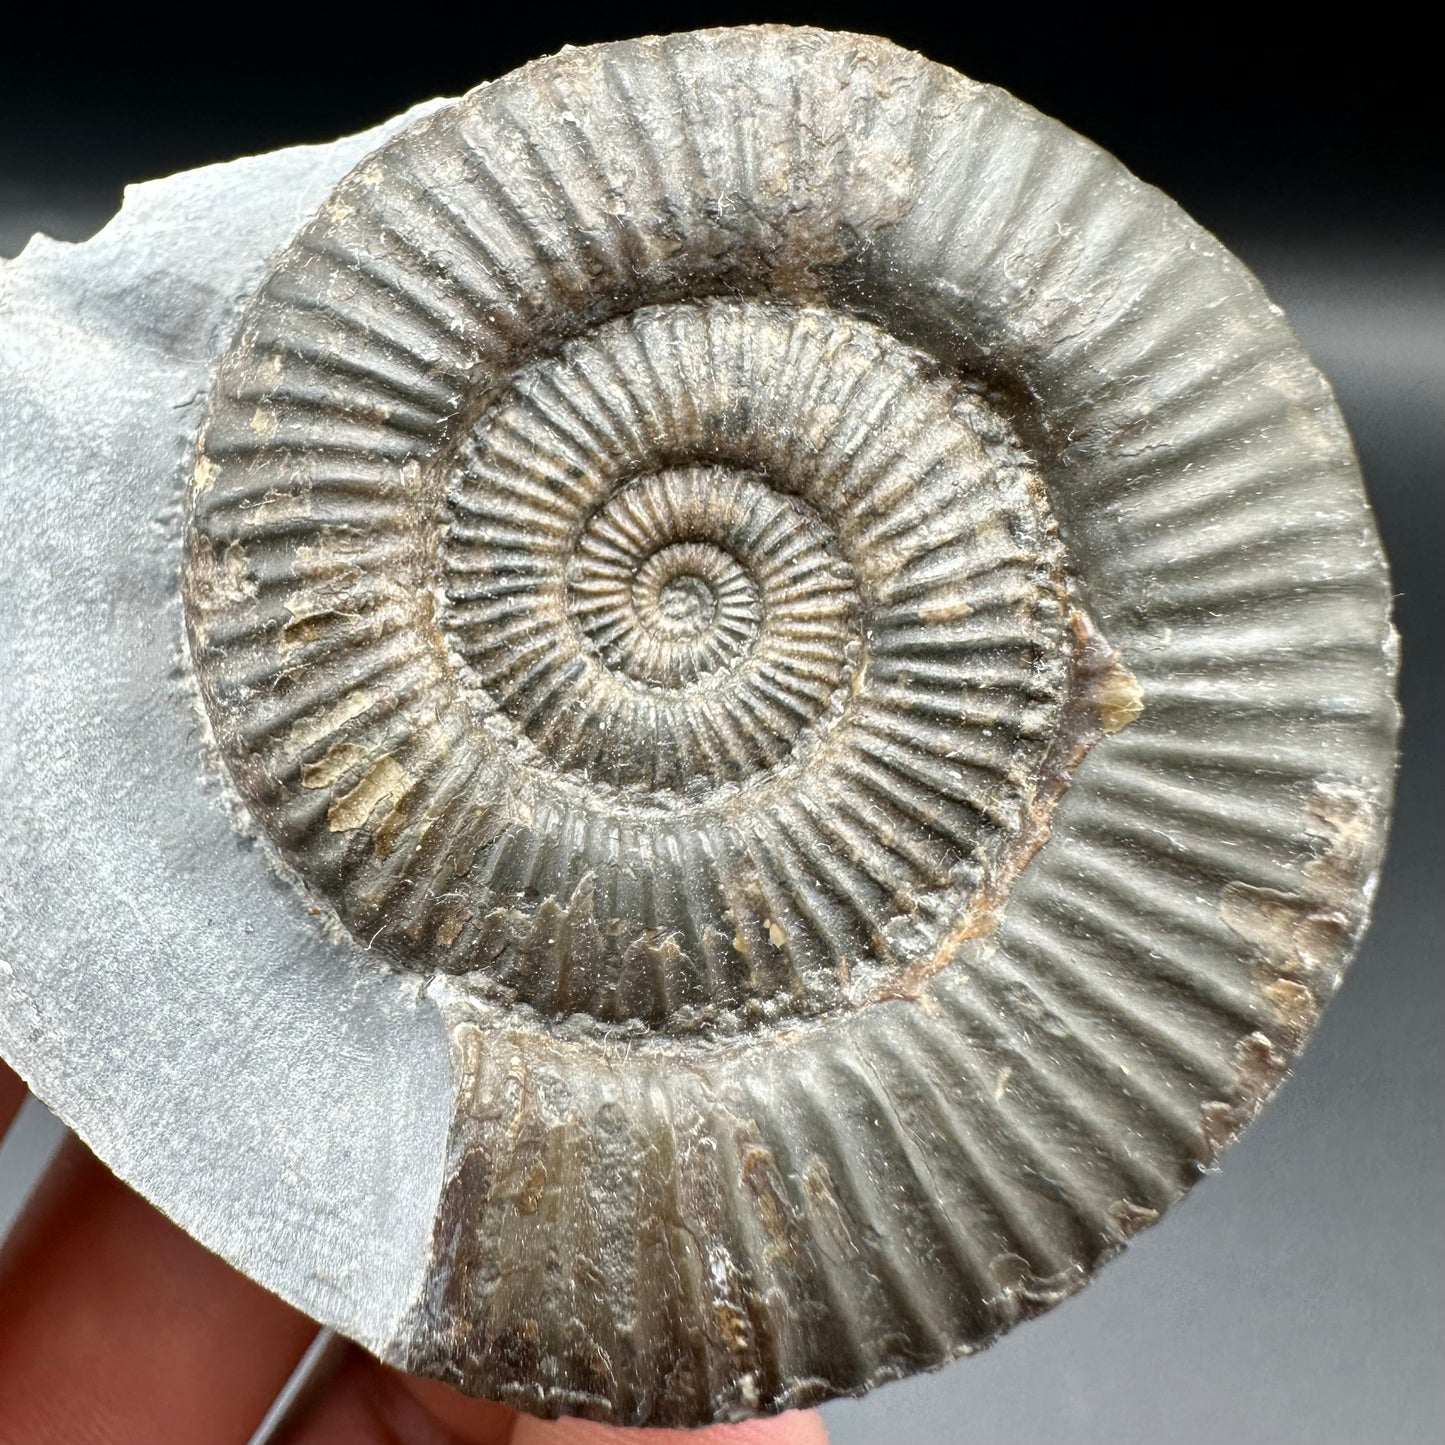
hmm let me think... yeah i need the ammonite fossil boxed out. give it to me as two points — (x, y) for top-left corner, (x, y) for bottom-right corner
(0, 25), (1398, 1426)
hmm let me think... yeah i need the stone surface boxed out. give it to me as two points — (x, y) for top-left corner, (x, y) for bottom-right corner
(0, 98), (455, 1358)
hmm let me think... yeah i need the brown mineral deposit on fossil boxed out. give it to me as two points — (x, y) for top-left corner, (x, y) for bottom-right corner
(0, 24), (1398, 1429)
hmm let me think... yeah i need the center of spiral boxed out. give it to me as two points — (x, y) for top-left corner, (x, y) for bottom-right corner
(626, 541), (753, 678)
(656, 574), (714, 633)
(441, 451), (861, 797)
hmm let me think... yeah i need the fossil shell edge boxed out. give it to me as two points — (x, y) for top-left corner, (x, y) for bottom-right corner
(161, 24), (1397, 1427)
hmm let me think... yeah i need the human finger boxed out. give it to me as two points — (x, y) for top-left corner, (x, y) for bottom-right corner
(276, 1348), (515, 1445)
(282, 1347), (827, 1445)
(511, 1410), (830, 1445)
(0, 1134), (317, 1445)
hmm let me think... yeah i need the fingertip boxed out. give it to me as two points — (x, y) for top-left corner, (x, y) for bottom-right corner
(280, 1349), (515, 1445)
(0, 1136), (317, 1444)
(391, 1366), (517, 1441)
(510, 1406), (828, 1445)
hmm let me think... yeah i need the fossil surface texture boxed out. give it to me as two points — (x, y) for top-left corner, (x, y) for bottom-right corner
(0, 26), (1398, 1426)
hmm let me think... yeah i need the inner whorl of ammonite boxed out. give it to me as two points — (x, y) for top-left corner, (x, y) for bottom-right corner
(440, 309), (877, 797)
(449, 454), (859, 793)
(187, 297), (1083, 1034)
(180, 25), (1138, 1037)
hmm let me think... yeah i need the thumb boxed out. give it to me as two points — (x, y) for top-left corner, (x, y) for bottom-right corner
(511, 1409), (829, 1445)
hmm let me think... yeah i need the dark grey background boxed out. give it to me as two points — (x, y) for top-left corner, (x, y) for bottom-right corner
(1, 9), (1439, 1443)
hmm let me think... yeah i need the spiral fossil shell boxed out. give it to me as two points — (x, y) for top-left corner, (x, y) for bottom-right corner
(0, 22), (1395, 1429)
(190, 285), (1091, 1030)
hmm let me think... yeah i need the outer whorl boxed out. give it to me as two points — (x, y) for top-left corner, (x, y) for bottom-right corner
(174, 24), (1399, 1426)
